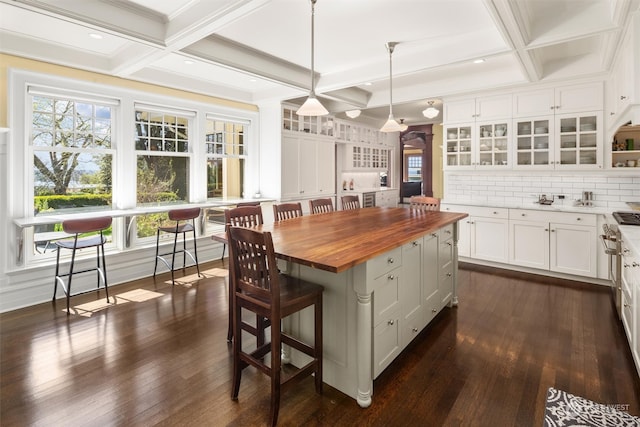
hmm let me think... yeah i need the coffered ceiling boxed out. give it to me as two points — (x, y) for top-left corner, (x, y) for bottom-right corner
(0, 0), (637, 126)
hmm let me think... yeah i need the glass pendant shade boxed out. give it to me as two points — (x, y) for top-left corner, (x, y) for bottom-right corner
(297, 93), (329, 116)
(381, 114), (403, 132)
(422, 100), (439, 119)
(296, 0), (328, 116)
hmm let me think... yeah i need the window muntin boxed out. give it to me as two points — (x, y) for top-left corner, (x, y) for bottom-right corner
(135, 111), (188, 153)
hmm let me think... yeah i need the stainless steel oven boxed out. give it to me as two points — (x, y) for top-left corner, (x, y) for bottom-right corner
(600, 223), (622, 318)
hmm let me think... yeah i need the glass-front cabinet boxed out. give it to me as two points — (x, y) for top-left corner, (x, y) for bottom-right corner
(514, 117), (553, 168)
(513, 112), (601, 169)
(445, 125), (472, 168)
(444, 122), (509, 169)
(282, 105), (334, 136)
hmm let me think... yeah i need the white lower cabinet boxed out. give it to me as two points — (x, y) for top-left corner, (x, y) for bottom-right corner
(509, 209), (597, 278)
(621, 237), (640, 376)
(450, 206), (508, 262)
(373, 224), (457, 378)
(444, 204), (599, 279)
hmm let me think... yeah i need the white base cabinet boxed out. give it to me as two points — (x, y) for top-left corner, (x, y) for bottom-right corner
(620, 235), (640, 377)
(444, 204), (599, 279)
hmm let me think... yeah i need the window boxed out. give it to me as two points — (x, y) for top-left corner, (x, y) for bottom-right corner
(205, 118), (247, 199)
(406, 154), (422, 182)
(134, 107), (195, 239)
(31, 95), (114, 215)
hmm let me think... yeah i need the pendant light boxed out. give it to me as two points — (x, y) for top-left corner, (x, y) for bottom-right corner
(422, 100), (440, 119)
(296, 0), (328, 116)
(380, 42), (403, 132)
(399, 119), (408, 132)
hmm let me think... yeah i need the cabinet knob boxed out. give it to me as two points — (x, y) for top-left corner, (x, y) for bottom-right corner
(446, 242), (452, 247)
(447, 272), (452, 277)
(551, 229), (556, 232)
(412, 241), (419, 247)
(576, 217), (581, 221)
(388, 274), (395, 280)
(521, 213), (526, 217)
(431, 233), (438, 238)
(493, 211), (498, 215)
(556, 105), (560, 109)
(621, 95), (627, 100)
(412, 327), (419, 333)
(432, 308), (438, 313)
(445, 230), (452, 234)
(387, 319), (395, 326)
(550, 106), (555, 110)
(632, 262), (639, 268)
(545, 228), (549, 232)
(387, 257), (395, 264)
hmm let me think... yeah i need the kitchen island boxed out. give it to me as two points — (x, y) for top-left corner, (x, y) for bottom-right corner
(258, 207), (468, 407)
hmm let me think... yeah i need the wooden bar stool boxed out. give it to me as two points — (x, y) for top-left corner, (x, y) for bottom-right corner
(228, 226), (323, 426)
(341, 195), (360, 210)
(224, 205), (264, 342)
(53, 216), (112, 315)
(211, 201), (262, 261)
(409, 196), (441, 211)
(153, 207), (201, 286)
(309, 198), (334, 214)
(273, 202), (303, 222)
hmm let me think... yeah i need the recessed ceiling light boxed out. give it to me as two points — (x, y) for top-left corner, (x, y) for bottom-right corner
(364, 82), (372, 86)
(249, 78), (257, 83)
(473, 59), (485, 64)
(184, 60), (194, 65)
(89, 33), (103, 40)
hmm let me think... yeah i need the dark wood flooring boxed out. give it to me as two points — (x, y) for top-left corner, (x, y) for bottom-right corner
(1, 261), (639, 426)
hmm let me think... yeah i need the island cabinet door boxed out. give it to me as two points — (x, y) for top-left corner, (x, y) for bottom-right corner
(423, 232), (440, 324)
(372, 264), (402, 378)
(401, 238), (426, 348)
(439, 225), (455, 308)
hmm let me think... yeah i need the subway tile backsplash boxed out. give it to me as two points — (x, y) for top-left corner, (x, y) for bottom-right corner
(444, 173), (640, 209)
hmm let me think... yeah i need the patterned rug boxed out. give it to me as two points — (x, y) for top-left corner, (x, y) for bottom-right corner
(544, 387), (640, 426)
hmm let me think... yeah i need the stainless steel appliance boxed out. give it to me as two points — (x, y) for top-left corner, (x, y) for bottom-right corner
(363, 192), (376, 208)
(600, 223), (623, 318)
(613, 211), (640, 225)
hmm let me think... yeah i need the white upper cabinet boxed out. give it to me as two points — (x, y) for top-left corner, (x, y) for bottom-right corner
(512, 82), (603, 117)
(444, 94), (512, 123)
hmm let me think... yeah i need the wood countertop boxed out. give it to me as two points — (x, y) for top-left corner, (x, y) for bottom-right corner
(258, 207), (468, 273)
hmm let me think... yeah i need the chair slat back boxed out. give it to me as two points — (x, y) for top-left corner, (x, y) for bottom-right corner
(409, 196), (441, 211)
(341, 195), (360, 210)
(228, 226), (279, 304)
(168, 207), (201, 221)
(309, 198), (334, 214)
(273, 202), (303, 222)
(225, 205), (264, 228)
(62, 217), (112, 234)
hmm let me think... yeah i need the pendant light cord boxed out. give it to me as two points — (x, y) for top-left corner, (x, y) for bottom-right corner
(310, 0), (317, 96)
(386, 42), (397, 116)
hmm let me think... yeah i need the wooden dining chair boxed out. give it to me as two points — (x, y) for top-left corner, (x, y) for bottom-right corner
(153, 207), (202, 286)
(273, 202), (303, 222)
(341, 195), (360, 210)
(53, 216), (112, 314)
(224, 205), (264, 342)
(227, 226), (323, 426)
(409, 196), (441, 211)
(309, 198), (334, 214)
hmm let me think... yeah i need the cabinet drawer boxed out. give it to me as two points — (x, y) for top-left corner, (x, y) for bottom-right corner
(438, 224), (454, 242)
(372, 267), (401, 326)
(509, 209), (596, 226)
(369, 247), (402, 279)
(373, 310), (401, 378)
(622, 286), (633, 345)
(443, 204), (508, 219)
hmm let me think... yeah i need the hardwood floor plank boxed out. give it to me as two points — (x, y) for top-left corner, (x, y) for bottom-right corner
(1, 261), (639, 426)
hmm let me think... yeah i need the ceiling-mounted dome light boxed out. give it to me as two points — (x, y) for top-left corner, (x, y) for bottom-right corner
(422, 100), (440, 119)
(345, 110), (361, 119)
(297, 0), (328, 116)
(380, 42), (403, 132)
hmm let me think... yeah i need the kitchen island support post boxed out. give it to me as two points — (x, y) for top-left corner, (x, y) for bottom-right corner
(356, 291), (373, 408)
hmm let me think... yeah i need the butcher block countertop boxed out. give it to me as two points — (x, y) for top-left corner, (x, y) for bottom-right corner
(258, 207), (468, 273)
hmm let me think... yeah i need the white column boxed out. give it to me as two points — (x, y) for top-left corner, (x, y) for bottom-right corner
(356, 291), (373, 408)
